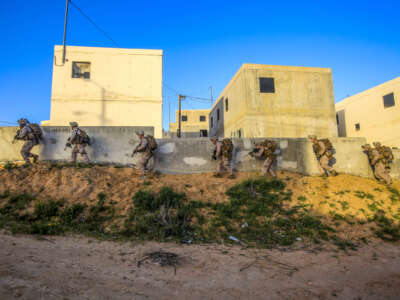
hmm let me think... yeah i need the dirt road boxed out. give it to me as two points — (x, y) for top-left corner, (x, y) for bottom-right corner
(1, 233), (400, 300)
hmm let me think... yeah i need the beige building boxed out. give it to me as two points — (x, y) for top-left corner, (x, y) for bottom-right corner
(209, 64), (337, 138)
(336, 76), (399, 147)
(42, 45), (163, 138)
(169, 109), (210, 137)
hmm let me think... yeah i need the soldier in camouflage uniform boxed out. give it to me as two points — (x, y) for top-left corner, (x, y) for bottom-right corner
(362, 143), (392, 185)
(14, 118), (39, 165)
(309, 135), (337, 177)
(68, 122), (90, 163)
(132, 131), (153, 179)
(251, 140), (277, 178)
(210, 137), (234, 178)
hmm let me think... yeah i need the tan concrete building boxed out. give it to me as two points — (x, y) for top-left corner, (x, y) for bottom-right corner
(336, 76), (399, 147)
(169, 109), (209, 137)
(42, 45), (163, 138)
(209, 64), (337, 138)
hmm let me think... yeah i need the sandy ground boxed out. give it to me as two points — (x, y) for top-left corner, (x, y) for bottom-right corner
(0, 232), (400, 300)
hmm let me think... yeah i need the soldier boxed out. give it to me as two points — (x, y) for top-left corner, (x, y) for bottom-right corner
(309, 135), (337, 177)
(67, 122), (90, 163)
(250, 140), (277, 178)
(132, 131), (156, 179)
(13, 118), (40, 165)
(362, 143), (392, 185)
(210, 137), (235, 178)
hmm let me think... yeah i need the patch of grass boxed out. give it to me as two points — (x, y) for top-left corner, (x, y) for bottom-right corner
(338, 200), (350, 211)
(354, 191), (374, 200)
(3, 161), (17, 170)
(372, 212), (400, 242)
(387, 187), (400, 205)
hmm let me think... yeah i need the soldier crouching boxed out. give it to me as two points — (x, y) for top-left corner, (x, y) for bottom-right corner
(309, 135), (337, 177)
(68, 122), (90, 163)
(362, 143), (392, 185)
(14, 118), (40, 165)
(250, 140), (277, 177)
(210, 137), (235, 178)
(132, 131), (157, 180)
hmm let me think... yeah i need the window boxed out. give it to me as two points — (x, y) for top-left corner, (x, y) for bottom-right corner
(200, 115), (206, 122)
(200, 130), (208, 137)
(182, 116), (187, 122)
(336, 113), (339, 124)
(355, 123), (360, 131)
(72, 62), (91, 79)
(383, 93), (395, 108)
(225, 98), (229, 112)
(259, 77), (275, 93)
(217, 109), (220, 121)
(237, 129), (242, 138)
(211, 117), (214, 128)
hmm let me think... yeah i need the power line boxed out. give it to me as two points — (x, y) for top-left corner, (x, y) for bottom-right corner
(68, 0), (120, 47)
(0, 121), (17, 125)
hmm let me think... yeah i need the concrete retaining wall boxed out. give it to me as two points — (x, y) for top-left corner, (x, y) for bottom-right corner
(1, 126), (399, 179)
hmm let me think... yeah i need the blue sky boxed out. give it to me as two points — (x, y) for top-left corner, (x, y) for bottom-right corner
(0, 0), (399, 130)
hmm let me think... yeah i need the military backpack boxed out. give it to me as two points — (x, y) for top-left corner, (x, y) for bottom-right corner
(146, 135), (158, 152)
(320, 138), (333, 151)
(376, 145), (394, 165)
(222, 139), (233, 160)
(28, 123), (43, 141)
(77, 129), (91, 145)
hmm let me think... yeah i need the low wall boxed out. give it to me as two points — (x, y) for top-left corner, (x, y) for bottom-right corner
(0, 126), (154, 166)
(1, 126), (399, 179)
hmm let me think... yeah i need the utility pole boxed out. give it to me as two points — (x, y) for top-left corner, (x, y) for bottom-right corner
(168, 102), (171, 135)
(62, 0), (70, 64)
(178, 94), (186, 138)
(209, 86), (213, 104)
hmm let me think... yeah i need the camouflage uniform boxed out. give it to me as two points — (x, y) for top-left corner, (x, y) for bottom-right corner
(363, 144), (392, 185)
(212, 138), (233, 177)
(310, 136), (337, 176)
(134, 132), (153, 178)
(69, 124), (89, 163)
(16, 120), (39, 165)
(254, 142), (276, 177)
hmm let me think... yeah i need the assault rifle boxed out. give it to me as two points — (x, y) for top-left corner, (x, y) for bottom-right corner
(11, 129), (20, 144)
(64, 137), (72, 151)
(211, 149), (217, 160)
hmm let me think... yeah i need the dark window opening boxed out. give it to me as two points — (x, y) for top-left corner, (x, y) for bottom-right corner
(225, 98), (229, 112)
(238, 129), (242, 138)
(355, 123), (360, 131)
(72, 62), (91, 79)
(200, 115), (206, 122)
(182, 115), (187, 122)
(211, 117), (214, 128)
(200, 130), (208, 137)
(259, 77), (275, 93)
(217, 109), (220, 121)
(336, 113), (339, 124)
(383, 93), (395, 108)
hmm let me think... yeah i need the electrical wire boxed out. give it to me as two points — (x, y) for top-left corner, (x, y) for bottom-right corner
(69, 0), (120, 47)
(0, 121), (17, 125)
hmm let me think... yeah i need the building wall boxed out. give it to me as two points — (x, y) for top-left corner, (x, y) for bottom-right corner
(335, 77), (400, 147)
(42, 46), (163, 138)
(5, 126), (400, 179)
(169, 109), (209, 137)
(209, 64), (337, 138)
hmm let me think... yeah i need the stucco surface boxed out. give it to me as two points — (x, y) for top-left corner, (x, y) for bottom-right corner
(2, 127), (397, 178)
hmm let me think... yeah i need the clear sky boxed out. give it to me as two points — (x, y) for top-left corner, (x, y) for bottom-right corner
(0, 0), (399, 130)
